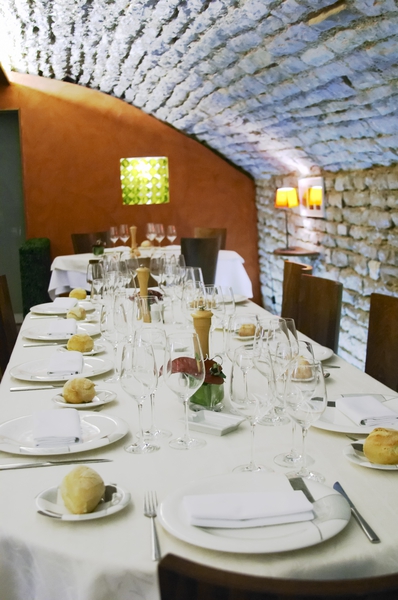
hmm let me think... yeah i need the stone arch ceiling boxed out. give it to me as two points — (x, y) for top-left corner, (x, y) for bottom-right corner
(1, 0), (398, 178)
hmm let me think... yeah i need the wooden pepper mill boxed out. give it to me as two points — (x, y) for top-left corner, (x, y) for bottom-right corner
(136, 267), (151, 323)
(192, 308), (213, 359)
(130, 226), (137, 250)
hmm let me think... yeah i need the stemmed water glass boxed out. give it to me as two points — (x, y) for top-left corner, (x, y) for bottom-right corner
(225, 313), (261, 364)
(163, 332), (205, 450)
(285, 360), (327, 482)
(149, 255), (164, 286)
(229, 344), (275, 472)
(155, 224), (165, 246)
(135, 327), (171, 439)
(109, 226), (119, 247)
(119, 224), (130, 245)
(146, 223), (156, 244)
(180, 280), (206, 329)
(100, 300), (122, 382)
(166, 225), (177, 244)
(120, 338), (160, 454)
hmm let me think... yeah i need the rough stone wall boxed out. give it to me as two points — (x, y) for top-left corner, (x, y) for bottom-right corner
(256, 164), (398, 369)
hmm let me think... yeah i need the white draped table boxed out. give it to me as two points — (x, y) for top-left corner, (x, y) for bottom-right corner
(48, 246), (253, 300)
(1, 302), (398, 600)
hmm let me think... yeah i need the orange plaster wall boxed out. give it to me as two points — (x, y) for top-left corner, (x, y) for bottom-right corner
(0, 72), (260, 303)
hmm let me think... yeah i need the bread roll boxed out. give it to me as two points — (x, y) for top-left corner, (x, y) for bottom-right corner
(67, 306), (87, 320)
(141, 240), (152, 247)
(69, 288), (87, 300)
(238, 323), (256, 337)
(60, 466), (105, 514)
(63, 377), (96, 404)
(292, 357), (313, 380)
(66, 334), (94, 353)
(363, 427), (398, 465)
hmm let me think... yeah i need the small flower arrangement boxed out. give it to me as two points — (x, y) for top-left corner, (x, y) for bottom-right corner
(190, 358), (226, 410)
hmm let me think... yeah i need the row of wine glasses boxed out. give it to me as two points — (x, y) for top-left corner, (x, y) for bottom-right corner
(146, 223), (176, 246)
(110, 224), (130, 246)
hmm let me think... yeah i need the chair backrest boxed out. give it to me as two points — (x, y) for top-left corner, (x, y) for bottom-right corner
(281, 261), (313, 325)
(181, 237), (220, 285)
(194, 227), (227, 250)
(365, 293), (398, 391)
(71, 231), (111, 254)
(297, 274), (342, 353)
(158, 554), (398, 600)
(0, 274), (18, 376)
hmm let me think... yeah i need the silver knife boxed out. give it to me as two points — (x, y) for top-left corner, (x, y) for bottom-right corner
(289, 476), (315, 503)
(333, 481), (380, 543)
(23, 343), (62, 347)
(10, 385), (64, 391)
(0, 458), (112, 470)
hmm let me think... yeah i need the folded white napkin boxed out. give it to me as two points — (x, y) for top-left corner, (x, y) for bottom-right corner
(47, 351), (83, 376)
(32, 409), (81, 447)
(53, 297), (78, 309)
(46, 320), (77, 336)
(336, 395), (398, 426)
(183, 491), (313, 528)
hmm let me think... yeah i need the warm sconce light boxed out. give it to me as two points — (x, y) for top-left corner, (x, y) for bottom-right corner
(298, 177), (326, 218)
(120, 156), (169, 205)
(274, 187), (300, 251)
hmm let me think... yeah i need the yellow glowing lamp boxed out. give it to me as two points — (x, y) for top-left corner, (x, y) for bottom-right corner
(275, 187), (299, 209)
(308, 186), (323, 207)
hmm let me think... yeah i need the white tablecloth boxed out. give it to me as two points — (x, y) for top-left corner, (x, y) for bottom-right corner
(49, 246), (253, 300)
(1, 303), (398, 600)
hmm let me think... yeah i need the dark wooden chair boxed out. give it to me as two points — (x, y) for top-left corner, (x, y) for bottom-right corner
(71, 231), (111, 254)
(0, 274), (18, 377)
(297, 274), (342, 353)
(158, 554), (398, 600)
(281, 260), (313, 325)
(181, 237), (221, 285)
(194, 227), (227, 250)
(365, 293), (398, 391)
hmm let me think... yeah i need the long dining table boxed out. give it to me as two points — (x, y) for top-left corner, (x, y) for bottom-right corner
(1, 297), (398, 600)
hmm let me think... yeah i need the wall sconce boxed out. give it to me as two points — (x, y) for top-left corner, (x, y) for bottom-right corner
(298, 177), (326, 218)
(120, 156), (169, 205)
(274, 187), (299, 251)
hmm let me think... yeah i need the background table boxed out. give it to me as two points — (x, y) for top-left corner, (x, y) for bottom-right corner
(49, 246), (253, 300)
(1, 302), (398, 600)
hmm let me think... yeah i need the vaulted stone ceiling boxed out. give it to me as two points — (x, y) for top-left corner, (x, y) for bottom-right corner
(1, 0), (397, 178)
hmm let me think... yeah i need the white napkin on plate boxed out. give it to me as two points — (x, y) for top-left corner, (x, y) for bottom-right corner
(46, 320), (77, 336)
(183, 491), (314, 528)
(336, 395), (398, 426)
(53, 297), (78, 309)
(32, 409), (81, 447)
(47, 351), (83, 376)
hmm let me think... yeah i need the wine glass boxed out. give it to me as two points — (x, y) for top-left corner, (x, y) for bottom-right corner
(100, 300), (122, 382)
(166, 225), (177, 244)
(229, 345), (275, 472)
(285, 360), (327, 482)
(135, 327), (171, 439)
(134, 295), (163, 327)
(109, 226), (119, 246)
(145, 223), (156, 243)
(155, 224), (165, 246)
(181, 281), (206, 329)
(225, 313), (261, 364)
(204, 285), (225, 356)
(120, 338), (160, 454)
(90, 278), (103, 319)
(119, 224), (130, 245)
(149, 255), (164, 285)
(184, 266), (204, 285)
(163, 332), (206, 450)
(86, 259), (103, 286)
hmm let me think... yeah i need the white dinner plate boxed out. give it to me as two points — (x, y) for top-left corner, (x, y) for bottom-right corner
(0, 412), (129, 455)
(62, 342), (106, 356)
(343, 444), (398, 471)
(311, 344), (334, 361)
(314, 395), (398, 434)
(52, 389), (116, 409)
(36, 484), (131, 520)
(10, 356), (113, 382)
(158, 472), (350, 554)
(30, 301), (94, 315)
(23, 322), (100, 342)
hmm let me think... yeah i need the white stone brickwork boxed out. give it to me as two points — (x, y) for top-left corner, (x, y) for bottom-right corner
(256, 165), (398, 369)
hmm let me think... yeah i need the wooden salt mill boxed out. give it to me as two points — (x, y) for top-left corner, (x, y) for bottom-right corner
(192, 308), (213, 359)
(136, 267), (151, 323)
(130, 226), (137, 250)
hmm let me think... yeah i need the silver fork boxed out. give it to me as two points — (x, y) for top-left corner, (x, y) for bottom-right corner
(143, 491), (161, 561)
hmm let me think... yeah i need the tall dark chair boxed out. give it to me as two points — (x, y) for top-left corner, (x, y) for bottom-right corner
(158, 554), (398, 600)
(194, 227), (227, 250)
(71, 231), (111, 254)
(0, 274), (18, 377)
(365, 293), (398, 391)
(281, 261), (313, 325)
(297, 274), (343, 353)
(181, 237), (221, 285)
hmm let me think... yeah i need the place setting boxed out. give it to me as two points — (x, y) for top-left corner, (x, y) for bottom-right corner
(22, 319), (100, 343)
